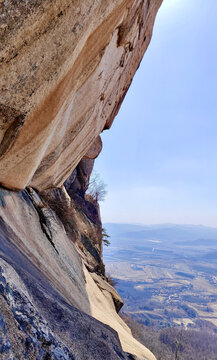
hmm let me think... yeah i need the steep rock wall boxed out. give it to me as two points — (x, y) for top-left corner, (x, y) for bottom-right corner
(0, 0), (162, 190)
(0, 188), (156, 360)
(0, 0), (163, 359)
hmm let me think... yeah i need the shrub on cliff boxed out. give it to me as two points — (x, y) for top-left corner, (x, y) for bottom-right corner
(102, 227), (111, 247)
(87, 171), (107, 202)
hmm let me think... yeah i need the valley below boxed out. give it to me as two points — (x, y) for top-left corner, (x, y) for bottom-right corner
(104, 223), (217, 330)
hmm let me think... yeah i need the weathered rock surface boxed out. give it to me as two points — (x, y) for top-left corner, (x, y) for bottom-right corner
(86, 269), (156, 360)
(0, 0), (162, 191)
(39, 184), (104, 274)
(0, 259), (129, 360)
(0, 1), (162, 359)
(0, 188), (156, 360)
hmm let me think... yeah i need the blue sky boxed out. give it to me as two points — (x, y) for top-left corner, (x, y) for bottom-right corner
(95, 0), (217, 226)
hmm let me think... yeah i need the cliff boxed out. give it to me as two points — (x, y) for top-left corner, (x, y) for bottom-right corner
(0, 0), (162, 359)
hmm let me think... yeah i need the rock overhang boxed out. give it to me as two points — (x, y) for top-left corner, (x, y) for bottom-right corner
(0, 0), (163, 191)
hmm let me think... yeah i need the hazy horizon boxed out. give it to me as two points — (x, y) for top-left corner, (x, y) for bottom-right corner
(103, 222), (217, 229)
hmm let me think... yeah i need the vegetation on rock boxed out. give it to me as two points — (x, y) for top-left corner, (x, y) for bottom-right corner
(122, 314), (217, 360)
(87, 171), (107, 202)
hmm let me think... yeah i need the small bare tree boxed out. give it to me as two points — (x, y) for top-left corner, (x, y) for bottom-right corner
(87, 171), (107, 202)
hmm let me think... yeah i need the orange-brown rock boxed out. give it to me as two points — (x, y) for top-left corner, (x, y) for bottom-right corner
(0, 2), (164, 359)
(84, 135), (103, 160)
(0, 0), (162, 191)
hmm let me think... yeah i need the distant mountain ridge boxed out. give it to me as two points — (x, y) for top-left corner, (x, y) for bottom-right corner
(103, 222), (217, 330)
(104, 223), (217, 245)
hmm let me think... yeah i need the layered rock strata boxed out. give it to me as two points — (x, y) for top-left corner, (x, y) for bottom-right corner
(0, 0), (162, 359)
(0, 187), (156, 360)
(0, 0), (162, 191)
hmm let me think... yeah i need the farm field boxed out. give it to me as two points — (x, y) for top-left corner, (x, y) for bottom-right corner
(104, 223), (217, 329)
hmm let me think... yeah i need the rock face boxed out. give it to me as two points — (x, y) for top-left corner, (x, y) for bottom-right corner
(0, 0), (162, 191)
(0, 0), (162, 359)
(0, 187), (156, 360)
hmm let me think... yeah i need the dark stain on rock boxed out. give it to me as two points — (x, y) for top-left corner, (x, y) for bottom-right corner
(0, 104), (23, 125)
(128, 42), (133, 52)
(119, 43), (133, 68)
(100, 93), (105, 101)
(117, 23), (126, 47)
(0, 104), (26, 159)
(25, 189), (59, 254)
(29, 89), (35, 97)
(127, 353), (137, 360)
(5, 52), (18, 64)
(0, 314), (7, 336)
(32, 63), (37, 71)
(0, 191), (7, 208)
(71, 21), (82, 34)
(57, 11), (63, 18)
(117, 2), (145, 47)
(119, 52), (125, 67)
(81, 234), (101, 268)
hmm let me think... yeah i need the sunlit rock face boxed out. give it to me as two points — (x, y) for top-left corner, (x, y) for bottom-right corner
(0, 0), (162, 191)
(0, 1), (162, 359)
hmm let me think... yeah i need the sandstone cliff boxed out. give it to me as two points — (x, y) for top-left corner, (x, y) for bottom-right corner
(0, 0), (162, 191)
(0, 0), (162, 359)
(0, 186), (156, 359)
